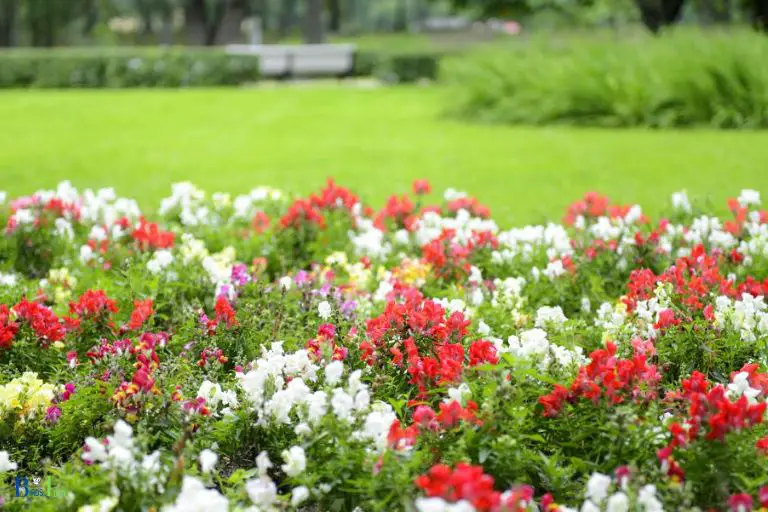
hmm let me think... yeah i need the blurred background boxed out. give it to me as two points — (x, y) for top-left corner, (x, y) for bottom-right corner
(0, 0), (767, 225)
(0, 0), (765, 47)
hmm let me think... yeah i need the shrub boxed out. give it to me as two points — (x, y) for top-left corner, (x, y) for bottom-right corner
(354, 51), (442, 83)
(443, 28), (768, 129)
(0, 48), (260, 89)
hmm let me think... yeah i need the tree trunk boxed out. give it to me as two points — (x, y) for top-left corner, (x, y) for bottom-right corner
(203, 0), (229, 45)
(278, 0), (297, 38)
(393, 0), (408, 31)
(634, 0), (686, 33)
(328, 0), (341, 32)
(28, 0), (58, 47)
(753, 0), (768, 31)
(304, 0), (324, 43)
(82, 0), (100, 37)
(186, 0), (206, 44)
(0, 0), (17, 47)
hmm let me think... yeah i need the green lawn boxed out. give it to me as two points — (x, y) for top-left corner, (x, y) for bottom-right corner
(0, 86), (766, 226)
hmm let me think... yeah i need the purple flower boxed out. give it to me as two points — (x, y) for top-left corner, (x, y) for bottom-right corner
(341, 300), (358, 319)
(294, 270), (311, 287)
(45, 406), (62, 424)
(231, 263), (251, 287)
(318, 283), (331, 297)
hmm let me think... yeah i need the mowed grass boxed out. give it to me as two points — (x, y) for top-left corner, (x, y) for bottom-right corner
(0, 86), (767, 226)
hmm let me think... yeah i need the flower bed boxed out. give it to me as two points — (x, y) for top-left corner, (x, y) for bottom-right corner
(0, 179), (767, 511)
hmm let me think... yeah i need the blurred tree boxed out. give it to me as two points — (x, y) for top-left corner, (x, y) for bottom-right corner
(186, 0), (230, 44)
(22, 0), (89, 46)
(278, 0), (298, 37)
(751, 0), (766, 30)
(692, 0), (730, 22)
(304, 0), (324, 42)
(633, 0), (685, 31)
(393, 0), (408, 30)
(134, 0), (155, 38)
(0, 0), (18, 46)
(432, 0), (532, 17)
(328, 0), (341, 31)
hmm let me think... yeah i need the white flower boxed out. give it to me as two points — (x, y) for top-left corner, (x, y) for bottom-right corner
(606, 492), (629, 512)
(55, 218), (74, 239)
(738, 189), (761, 207)
(279, 276), (293, 290)
(637, 485), (664, 512)
(306, 390), (328, 424)
(111, 420), (133, 449)
(82, 437), (108, 464)
(256, 451), (272, 477)
(325, 360), (344, 386)
(446, 383), (471, 405)
(318, 300), (332, 320)
(281, 446), (306, 477)
(78, 496), (118, 512)
(80, 245), (95, 264)
(331, 388), (354, 421)
(291, 485), (310, 506)
(671, 190), (692, 213)
(478, 320), (491, 336)
(415, 497), (450, 512)
(147, 250), (174, 274)
(166, 476), (229, 512)
(728, 372), (761, 402)
(585, 472), (612, 504)
(354, 388), (370, 411)
(198, 449), (218, 473)
(0, 451), (17, 472)
(359, 407), (397, 451)
(245, 477), (277, 508)
(535, 306), (567, 328)
(0, 272), (16, 287)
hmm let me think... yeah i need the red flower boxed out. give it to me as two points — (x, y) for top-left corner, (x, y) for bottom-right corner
(252, 211), (271, 234)
(412, 179), (431, 196)
(214, 296), (238, 328)
(415, 463), (501, 512)
(727, 493), (752, 512)
(127, 298), (153, 331)
(468, 339), (499, 366)
(132, 218), (175, 250)
(539, 385), (569, 417)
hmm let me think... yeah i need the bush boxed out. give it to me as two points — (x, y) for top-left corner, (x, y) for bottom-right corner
(354, 51), (442, 83)
(0, 48), (260, 88)
(443, 29), (768, 129)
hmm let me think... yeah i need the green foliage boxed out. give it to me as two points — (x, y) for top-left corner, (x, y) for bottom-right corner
(0, 48), (260, 88)
(444, 28), (768, 129)
(354, 50), (444, 83)
(374, 52), (442, 83)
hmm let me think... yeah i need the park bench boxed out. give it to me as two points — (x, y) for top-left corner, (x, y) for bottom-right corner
(225, 44), (356, 79)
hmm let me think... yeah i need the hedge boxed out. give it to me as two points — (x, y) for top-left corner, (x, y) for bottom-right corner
(0, 47), (443, 88)
(0, 48), (261, 88)
(442, 28), (768, 130)
(354, 51), (442, 83)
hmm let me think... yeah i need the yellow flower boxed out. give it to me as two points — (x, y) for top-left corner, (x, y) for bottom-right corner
(0, 373), (56, 419)
(325, 251), (348, 266)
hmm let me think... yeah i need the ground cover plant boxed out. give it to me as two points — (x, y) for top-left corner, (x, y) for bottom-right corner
(1, 88), (768, 225)
(1, 177), (768, 511)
